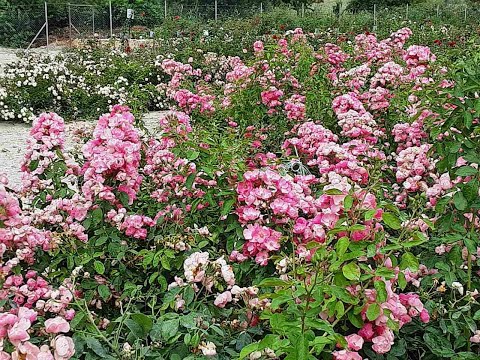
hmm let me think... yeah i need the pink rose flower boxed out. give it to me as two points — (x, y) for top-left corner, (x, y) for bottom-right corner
(214, 291), (232, 308)
(345, 333), (364, 351)
(45, 317), (70, 334)
(51, 335), (75, 360)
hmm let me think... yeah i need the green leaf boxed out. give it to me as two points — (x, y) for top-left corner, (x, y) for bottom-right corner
(374, 281), (387, 302)
(400, 252), (419, 271)
(94, 261), (105, 275)
(258, 278), (291, 287)
(239, 343), (259, 359)
(86, 337), (108, 357)
(125, 318), (145, 339)
(186, 150), (200, 160)
(424, 333), (456, 357)
(366, 303), (381, 321)
(221, 199), (235, 216)
(324, 188), (344, 195)
(336, 237), (350, 257)
(455, 166), (478, 177)
(97, 285), (110, 301)
(464, 236), (477, 254)
(161, 319), (179, 340)
(453, 192), (468, 211)
(335, 301), (345, 318)
(343, 195), (353, 210)
(291, 333), (308, 360)
(92, 208), (103, 224)
(398, 272), (407, 290)
(382, 212), (401, 230)
(348, 311), (364, 328)
(342, 263), (361, 281)
(464, 111), (473, 129)
(131, 313), (153, 334)
(185, 173), (196, 190)
(95, 236), (108, 246)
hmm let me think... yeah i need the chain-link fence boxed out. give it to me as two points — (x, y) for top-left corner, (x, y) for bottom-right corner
(0, 1), (478, 51)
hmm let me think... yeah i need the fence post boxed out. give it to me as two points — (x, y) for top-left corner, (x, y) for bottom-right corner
(464, 7), (467, 21)
(302, 2), (305, 17)
(373, 4), (377, 31)
(92, 7), (95, 36)
(45, 2), (49, 52)
(68, 4), (72, 46)
(164, 0), (167, 19)
(436, 4), (439, 17)
(215, 0), (218, 21)
(406, 3), (408, 19)
(109, 1), (113, 38)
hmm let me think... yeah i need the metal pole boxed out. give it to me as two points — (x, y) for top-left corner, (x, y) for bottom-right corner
(260, 2), (263, 14)
(406, 4), (408, 19)
(45, 2), (49, 52)
(215, 0), (217, 21)
(164, 0), (167, 19)
(373, 4), (376, 30)
(92, 7), (95, 36)
(464, 7), (467, 21)
(302, 3), (305, 17)
(436, 5), (439, 17)
(68, 4), (72, 46)
(109, 0), (113, 38)
(25, 22), (46, 52)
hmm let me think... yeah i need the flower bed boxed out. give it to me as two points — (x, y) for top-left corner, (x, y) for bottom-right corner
(0, 26), (479, 359)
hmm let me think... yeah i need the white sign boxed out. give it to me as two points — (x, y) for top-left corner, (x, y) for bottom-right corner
(127, 9), (134, 19)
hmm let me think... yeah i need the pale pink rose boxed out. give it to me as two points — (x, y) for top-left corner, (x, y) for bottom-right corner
(7, 318), (31, 346)
(372, 332), (394, 354)
(0, 351), (10, 360)
(333, 350), (363, 360)
(345, 334), (364, 351)
(38, 346), (55, 360)
(13, 341), (40, 360)
(45, 317), (70, 334)
(214, 291), (232, 308)
(51, 335), (75, 360)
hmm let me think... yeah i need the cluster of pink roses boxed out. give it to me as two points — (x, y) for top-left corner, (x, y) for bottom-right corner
(0, 178), (74, 359)
(82, 105), (142, 206)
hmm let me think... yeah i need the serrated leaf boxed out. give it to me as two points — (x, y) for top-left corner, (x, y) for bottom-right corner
(374, 281), (387, 302)
(453, 191), (468, 211)
(86, 337), (108, 357)
(455, 166), (478, 177)
(400, 252), (419, 271)
(185, 173), (196, 190)
(342, 262), (361, 281)
(336, 237), (350, 257)
(221, 199), (235, 216)
(382, 212), (401, 230)
(366, 303), (381, 321)
(97, 284), (110, 301)
(94, 261), (105, 275)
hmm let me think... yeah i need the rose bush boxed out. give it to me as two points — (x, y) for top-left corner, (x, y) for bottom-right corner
(0, 23), (479, 360)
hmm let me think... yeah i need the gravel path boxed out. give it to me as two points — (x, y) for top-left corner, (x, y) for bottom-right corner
(0, 111), (167, 189)
(0, 45), (168, 189)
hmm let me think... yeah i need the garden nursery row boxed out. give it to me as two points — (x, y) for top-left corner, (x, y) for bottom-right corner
(0, 3), (480, 360)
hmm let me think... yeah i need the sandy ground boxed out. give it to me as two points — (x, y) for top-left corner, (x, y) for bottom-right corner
(0, 111), (166, 190)
(0, 45), (167, 189)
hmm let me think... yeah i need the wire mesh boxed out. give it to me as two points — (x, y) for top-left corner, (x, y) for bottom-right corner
(0, 1), (478, 50)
